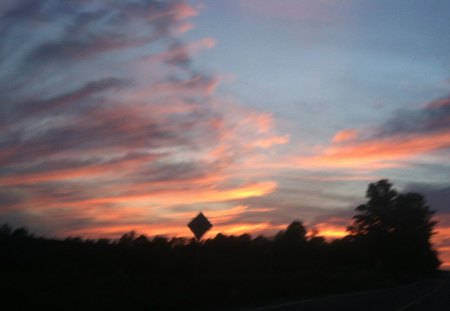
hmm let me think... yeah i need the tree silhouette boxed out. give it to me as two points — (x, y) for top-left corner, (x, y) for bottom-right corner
(0, 223), (12, 236)
(0, 204), (442, 311)
(347, 179), (440, 273)
(272, 221), (308, 269)
(118, 230), (137, 246)
(275, 221), (307, 243)
(11, 227), (30, 238)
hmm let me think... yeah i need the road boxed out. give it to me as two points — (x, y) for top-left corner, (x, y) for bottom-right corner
(243, 272), (450, 311)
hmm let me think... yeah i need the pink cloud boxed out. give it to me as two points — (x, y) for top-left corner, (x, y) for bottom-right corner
(168, 1), (198, 20)
(145, 37), (216, 67)
(332, 128), (358, 143)
(0, 153), (159, 186)
(295, 130), (450, 170)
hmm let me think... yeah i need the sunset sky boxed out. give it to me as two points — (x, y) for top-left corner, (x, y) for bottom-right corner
(1, 1), (449, 266)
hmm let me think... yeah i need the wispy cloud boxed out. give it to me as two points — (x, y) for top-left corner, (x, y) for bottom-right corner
(295, 96), (450, 169)
(0, 0), (288, 238)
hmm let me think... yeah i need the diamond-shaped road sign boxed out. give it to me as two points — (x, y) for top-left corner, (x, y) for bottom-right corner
(188, 212), (212, 241)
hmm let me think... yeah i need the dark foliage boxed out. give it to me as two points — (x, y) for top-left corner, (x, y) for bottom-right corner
(0, 180), (441, 310)
(347, 179), (440, 273)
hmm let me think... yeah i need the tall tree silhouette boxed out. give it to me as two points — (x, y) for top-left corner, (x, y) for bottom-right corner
(347, 179), (440, 273)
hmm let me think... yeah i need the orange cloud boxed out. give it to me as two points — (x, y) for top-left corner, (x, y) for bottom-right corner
(332, 129), (358, 143)
(253, 135), (290, 148)
(77, 181), (277, 206)
(206, 109), (289, 167)
(0, 153), (158, 186)
(296, 130), (450, 169)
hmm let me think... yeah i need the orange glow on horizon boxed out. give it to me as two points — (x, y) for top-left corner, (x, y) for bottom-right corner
(206, 222), (284, 237)
(433, 222), (450, 269)
(63, 222), (284, 240)
(312, 222), (349, 240)
(60, 220), (450, 269)
(317, 229), (348, 239)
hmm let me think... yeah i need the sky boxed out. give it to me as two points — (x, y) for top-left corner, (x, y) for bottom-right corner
(0, 0), (449, 266)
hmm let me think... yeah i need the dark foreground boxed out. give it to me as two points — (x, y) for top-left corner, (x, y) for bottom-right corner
(245, 271), (450, 311)
(0, 231), (442, 310)
(2, 270), (447, 311)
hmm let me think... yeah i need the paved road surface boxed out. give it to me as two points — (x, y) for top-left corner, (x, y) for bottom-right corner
(243, 272), (450, 311)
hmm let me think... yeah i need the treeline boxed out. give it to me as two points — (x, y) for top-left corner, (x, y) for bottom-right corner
(0, 180), (442, 310)
(0, 220), (439, 277)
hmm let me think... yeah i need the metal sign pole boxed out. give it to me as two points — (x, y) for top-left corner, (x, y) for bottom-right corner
(195, 237), (200, 275)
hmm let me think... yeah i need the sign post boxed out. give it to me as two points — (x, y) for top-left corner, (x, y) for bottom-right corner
(187, 212), (212, 274)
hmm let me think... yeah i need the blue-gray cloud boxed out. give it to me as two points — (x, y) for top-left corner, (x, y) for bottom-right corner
(405, 183), (450, 214)
(376, 96), (450, 138)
